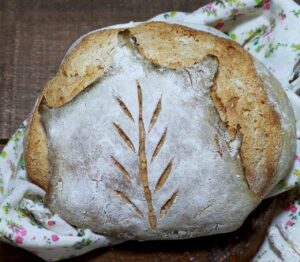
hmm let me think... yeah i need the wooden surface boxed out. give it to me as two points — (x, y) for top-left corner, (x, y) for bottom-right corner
(0, 0), (281, 261)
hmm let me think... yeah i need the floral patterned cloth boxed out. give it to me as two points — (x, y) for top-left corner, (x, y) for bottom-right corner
(0, 0), (300, 261)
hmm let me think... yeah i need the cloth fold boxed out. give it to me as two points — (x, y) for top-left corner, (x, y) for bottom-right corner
(0, 0), (300, 260)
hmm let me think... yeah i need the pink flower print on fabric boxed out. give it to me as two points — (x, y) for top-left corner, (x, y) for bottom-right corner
(264, 0), (271, 10)
(285, 219), (295, 228)
(215, 21), (225, 30)
(283, 203), (298, 213)
(15, 235), (23, 244)
(16, 227), (26, 236)
(47, 220), (55, 227)
(11, 225), (27, 245)
(51, 234), (59, 242)
(202, 3), (217, 17)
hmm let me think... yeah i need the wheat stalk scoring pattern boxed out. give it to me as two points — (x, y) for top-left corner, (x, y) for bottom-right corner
(111, 80), (177, 229)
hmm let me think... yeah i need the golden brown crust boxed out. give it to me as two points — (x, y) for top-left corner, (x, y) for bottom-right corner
(43, 29), (120, 108)
(129, 23), (282, 197)
(25, 96), (50, 190)
(26, 22), (282, 197)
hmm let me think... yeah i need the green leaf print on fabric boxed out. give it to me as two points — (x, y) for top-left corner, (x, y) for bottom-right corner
(12, 130), (23, 144)
(292, 9), (300, 17)
(19, 122), (27, 130)
(12, 130), (24, 158)
(254, 0), (264, 8)
(293, 169), (300, 180)
(279, 10), (286, 21)
(242, 21), (276, 49)
(255, 44), (265, 53)
(291, 43), (300, 50)
(215, 0), (226, 8)
(228, 0), (247, 8)
(0, 151), (8, 159)
(0, 229), (15, 244)
(2, 203), (11, 214)
(264, 43), (287, 58)
(163, 12), (177, 19)
(73, 238), (92, 250)
(77, 229), (85, 237)
(0, 177), (4, 195)
(18, 197), (51, 227)
(24, 194), (44, 204)
(229, 8), (245, 21)
(229, 33), (237, 41)
(14, 206), (29, 219)
(248, 20), (275, 44)
(170, 12), (176, 17)
(278, 179), (295, 191)
(291, 43), (300, 56)
(18, 154), (25, 171)
(242, 28), (263, 46)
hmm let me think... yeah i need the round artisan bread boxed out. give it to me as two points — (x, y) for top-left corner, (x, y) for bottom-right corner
(25, 22), (296, 240)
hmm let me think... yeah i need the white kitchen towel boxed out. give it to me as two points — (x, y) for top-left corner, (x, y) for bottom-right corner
(0, 0), (299, 261)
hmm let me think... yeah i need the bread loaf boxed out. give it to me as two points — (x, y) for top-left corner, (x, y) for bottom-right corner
(25, 22), (296, 240)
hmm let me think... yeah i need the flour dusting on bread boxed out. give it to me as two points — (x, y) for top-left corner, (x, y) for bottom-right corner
(24, 22), (296, 240)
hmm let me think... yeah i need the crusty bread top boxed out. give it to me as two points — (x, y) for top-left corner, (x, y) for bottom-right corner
(25, 21), (293, 199)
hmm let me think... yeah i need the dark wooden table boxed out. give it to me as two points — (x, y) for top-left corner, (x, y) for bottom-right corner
(0, 0), (211, 260)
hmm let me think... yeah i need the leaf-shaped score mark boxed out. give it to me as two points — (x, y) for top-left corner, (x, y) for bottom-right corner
(148, 96), (162, 133)
(151, 128), (167, 162)
(111, 80), (177, 229)
(155, 159), (173, 192)
(113, 123), (136, 153)
(113, 190), (143, 218)
(115, 96), (134, 122)
(160, 191), (178, 218)
(110, 156), (131, 180)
